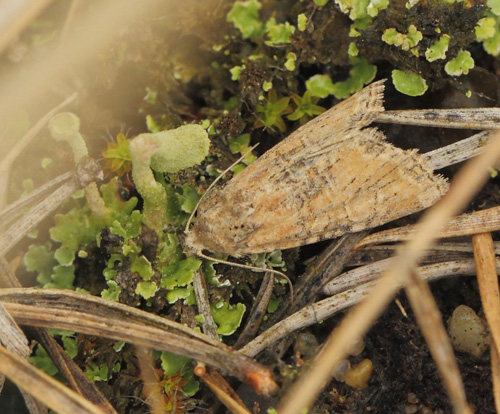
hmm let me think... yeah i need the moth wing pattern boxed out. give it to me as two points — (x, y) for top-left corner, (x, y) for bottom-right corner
(186, 80), (449, 257)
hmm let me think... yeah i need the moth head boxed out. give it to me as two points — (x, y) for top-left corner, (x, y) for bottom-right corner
(184, 188), (256, 257)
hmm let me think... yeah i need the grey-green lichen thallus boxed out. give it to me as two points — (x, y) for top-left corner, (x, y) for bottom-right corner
(185, 80), (452, 257)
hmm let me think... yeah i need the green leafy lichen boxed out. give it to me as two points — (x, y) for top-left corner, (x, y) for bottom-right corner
(211, 302), (246, 336)
(444, 50), (475, 76)
(227, 0), (264, 39)
(391, 70), (428, 96)
(425, 34), (450, 62)
(381, 25), (422, 51)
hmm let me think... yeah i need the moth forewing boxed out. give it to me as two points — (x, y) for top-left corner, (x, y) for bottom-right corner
(186, 80), (449, 257)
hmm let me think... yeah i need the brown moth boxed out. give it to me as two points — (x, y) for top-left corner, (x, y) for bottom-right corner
(185, 80), (448, 257)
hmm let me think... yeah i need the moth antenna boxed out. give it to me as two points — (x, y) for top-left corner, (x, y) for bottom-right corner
(196, 250), (295, 305)
(184, 144), (260, 234)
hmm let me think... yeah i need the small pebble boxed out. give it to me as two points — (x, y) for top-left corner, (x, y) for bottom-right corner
(407, 393), (419, 404)
(347, 337), (365, 357)
(447, 305), (489, 358)
(404, 404), (418, 414)
(343, 359), (373, 390)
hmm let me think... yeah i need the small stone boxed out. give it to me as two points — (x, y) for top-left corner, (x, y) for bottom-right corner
(447, 304), (489, 358)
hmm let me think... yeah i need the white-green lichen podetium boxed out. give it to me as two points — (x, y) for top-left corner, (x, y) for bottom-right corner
(129, 124), (210, 234)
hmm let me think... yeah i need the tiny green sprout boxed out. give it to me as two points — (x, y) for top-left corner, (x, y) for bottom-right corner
(313, 0), (329, 5)
(348, 42), (359, 56)
(102, 132), (132, 175)
(49, 112), (108, 217)
(129, 124), (209, 233)
(285, 52), (297, 71)
(254, 89), (292, 132)
(444, 50), (475, 76)
(287, 91), (326, 124)
(230, 64), (246, 81)
(298, 13), (307, 31)
(262, 80), (273, 91)
(489, 166), (498, 178)
(227, 0), (264, 39)
(382, 25), (422, 51)
(391, 70), (428, 96)
(475, 17), (496, 40)
(425, 34), (450, 62)
(265, 21), (296, 45)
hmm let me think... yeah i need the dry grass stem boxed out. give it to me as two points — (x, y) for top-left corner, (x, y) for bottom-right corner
(405, 268), (467, 413)
(234, 271), (274, 348)
(199, 367), (252, 414)
(0, 177), (82, 255)
(0, 92), (77, 178)
(492, 342), (500, 413)
(472, 233), (500, 355)
(0, 170), (73, 232)
(376, 107), (500, 129)
(193, 269), (219, 340)
(424, 131), (490, 170)
(242, 259), (491, 357)
(136, 346), (164, 414)
(0, 288), (278, 396)
(472, 232), (500, 410)
(0, 0), (56, 56)
(356, 204), (500, 248)
(277, 129), (500, 414)
(0, 344), (104, 414)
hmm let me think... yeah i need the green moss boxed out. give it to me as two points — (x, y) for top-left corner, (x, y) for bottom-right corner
(391, 70), (428, 96)
(288, 91), (326, 124)
(135, 281), (157, 300)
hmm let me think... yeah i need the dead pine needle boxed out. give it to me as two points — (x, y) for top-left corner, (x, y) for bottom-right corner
(277, 127), (500, 414)
(472, 232), (500, 410)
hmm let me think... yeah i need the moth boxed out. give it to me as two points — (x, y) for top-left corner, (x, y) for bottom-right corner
(185, 79), (497, 257)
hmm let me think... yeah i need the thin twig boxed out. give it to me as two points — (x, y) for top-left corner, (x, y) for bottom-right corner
(193, 269), (218, 340)
(356, 204), (500, 248)
(0, 288), (279, 397)
(472, 232), (500, 411)
(0, 344), (104, 414)
(241, 259), (492, 358)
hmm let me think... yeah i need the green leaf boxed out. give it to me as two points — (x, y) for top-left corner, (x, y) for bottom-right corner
(306, 74), (336, 98)
(44, 264), (75, 290)
(24, 243), (57, 285)
(425, 35), (450, 62)
(130, 255), (154, 280)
